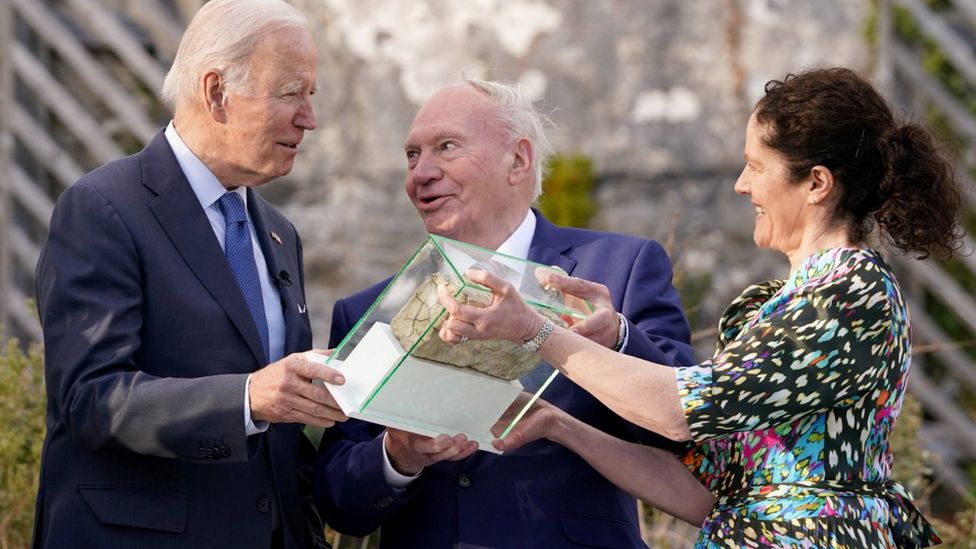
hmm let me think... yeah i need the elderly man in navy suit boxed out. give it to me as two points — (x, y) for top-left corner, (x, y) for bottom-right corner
(33, 1), (345, 547)
(314, 79), (694, 548)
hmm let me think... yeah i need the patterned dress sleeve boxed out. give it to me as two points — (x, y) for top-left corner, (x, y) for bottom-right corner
(676, 255), (907, 441)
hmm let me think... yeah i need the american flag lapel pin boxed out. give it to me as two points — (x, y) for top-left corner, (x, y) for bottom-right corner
(270, 231), (282, 245)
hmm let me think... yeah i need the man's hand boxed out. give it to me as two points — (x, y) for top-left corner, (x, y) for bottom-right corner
(543, 273), (621, 349)
(385, 428), (479, 475)
(248, 350), (348, 428)
(437, 269), (542, 345)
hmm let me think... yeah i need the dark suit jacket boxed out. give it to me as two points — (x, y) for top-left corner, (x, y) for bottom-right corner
(314, 213), (694, 548)
(33, 131), (323, 548)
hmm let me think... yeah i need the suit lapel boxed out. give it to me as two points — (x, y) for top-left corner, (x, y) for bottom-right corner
(142, 133), (267, 366)
(527, 210), (577, 276)
(522, 211), (577, 392)
(247, 190), (304, 355)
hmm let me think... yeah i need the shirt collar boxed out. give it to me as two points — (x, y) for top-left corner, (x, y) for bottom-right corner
(164, 121), (246, 210)
(494, 209), (536, 260)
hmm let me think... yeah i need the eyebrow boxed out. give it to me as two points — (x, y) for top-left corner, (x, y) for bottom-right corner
(278, 81), (315, 95)
(404, 130), (462, 149)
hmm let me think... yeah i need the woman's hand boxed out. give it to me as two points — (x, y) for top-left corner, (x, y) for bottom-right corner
(491, 395), (564, 452)
(437, 268), (545, 345)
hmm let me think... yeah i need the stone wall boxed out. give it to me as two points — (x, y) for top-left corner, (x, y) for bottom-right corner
(265, 0), (872, 354)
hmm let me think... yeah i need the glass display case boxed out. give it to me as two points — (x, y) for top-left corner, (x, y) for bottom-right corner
(310, 234), (590, 452)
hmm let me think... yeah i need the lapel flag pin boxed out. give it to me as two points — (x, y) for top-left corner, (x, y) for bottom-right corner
(270, 231), (282, 245)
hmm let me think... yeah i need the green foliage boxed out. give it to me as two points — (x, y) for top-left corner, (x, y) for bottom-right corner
(932, 500), (976, 548)
(538, 155), (596, 228)
(0, 338), (46, 549)
(640, 503), (699, 547)
(671, 268), (712, 341)
(890, 395), (930, 497)
(889, 3), (976, 143)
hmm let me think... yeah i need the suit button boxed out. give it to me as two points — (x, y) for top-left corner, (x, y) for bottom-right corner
(256, 496), (271, 513)
(457, 473), (472, 489)
(372, 494), (394, 510)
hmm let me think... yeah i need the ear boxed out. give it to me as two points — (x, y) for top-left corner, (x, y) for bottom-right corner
(807, 165), (835, 205)
(201, 70), (228, 123)
(508, 138), (534, 186)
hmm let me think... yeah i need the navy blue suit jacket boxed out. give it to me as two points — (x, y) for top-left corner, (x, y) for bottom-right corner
(314, 213), (693, 548)
(33, 132), (323, 548)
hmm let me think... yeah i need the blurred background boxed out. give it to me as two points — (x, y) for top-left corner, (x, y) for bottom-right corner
(1, 0), (976, 546)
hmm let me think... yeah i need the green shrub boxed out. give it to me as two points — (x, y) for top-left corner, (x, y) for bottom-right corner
(538, 154), (596, 228)
(0, 337), (45, 549)
(890, 394), (930, 497)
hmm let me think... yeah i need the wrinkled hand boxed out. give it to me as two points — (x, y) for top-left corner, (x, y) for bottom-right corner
(385, 428), (479, 475)
(248, 350), (348, 428)
(437, 268), (543, 345)
(491, 394), (563, 452)
(542, 272), (621, 349)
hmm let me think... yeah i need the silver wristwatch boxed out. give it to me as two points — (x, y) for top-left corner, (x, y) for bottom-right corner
(521, 318), (554, 352)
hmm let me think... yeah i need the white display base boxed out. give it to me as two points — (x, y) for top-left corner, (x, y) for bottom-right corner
(309, 322), (523, 453)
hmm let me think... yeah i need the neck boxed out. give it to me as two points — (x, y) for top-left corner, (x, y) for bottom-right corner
(466, 207), (530, 250)
(172, 111), (241, 189)
(786, 223), (855, 274)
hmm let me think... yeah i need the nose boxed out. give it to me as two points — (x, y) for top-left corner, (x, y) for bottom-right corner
(734, 168), (749, 195)
(411, 150), (442, 186)
(295, 95), (316, 131)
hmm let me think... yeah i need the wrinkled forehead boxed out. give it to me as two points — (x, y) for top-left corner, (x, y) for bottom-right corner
(405, 86), (504, 145)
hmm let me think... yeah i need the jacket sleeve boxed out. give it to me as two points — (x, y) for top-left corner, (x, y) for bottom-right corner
(36, 182), (250, 463)
(313, 298), (421, 536)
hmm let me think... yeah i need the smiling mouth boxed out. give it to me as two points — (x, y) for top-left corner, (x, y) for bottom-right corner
(418, 195), (450, 208)
(278, 143), (299, 150)
(755, 205), (766, 216)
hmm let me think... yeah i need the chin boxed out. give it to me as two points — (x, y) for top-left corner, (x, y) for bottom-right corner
(274, 163), (296, 178)
(422, 216), (459, 238)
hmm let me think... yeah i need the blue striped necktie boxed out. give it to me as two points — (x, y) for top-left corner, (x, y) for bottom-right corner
(217, 192), (269, 362)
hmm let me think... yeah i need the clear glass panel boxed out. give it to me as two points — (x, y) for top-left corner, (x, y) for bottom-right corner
(323, 235), (590, 452)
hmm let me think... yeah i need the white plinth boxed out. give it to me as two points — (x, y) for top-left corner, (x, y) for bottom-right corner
(309, 322), (523, 453)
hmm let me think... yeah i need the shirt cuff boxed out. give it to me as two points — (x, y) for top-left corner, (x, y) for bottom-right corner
(675, 364), (714, 442)
(244, 374), (269, 437)
(381, 431), (422, 489)
(613, 312), (630, 352)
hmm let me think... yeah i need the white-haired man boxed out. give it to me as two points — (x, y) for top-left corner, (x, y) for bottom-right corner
(33, 1), (344, 547)
(314, 79), (694, 548)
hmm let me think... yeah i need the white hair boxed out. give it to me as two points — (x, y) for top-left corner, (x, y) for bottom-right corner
(463, 78), (554, 199)
(161, 0), (310, 107)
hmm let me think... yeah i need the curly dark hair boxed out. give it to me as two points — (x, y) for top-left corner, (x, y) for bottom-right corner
(754, 67), (964, 260)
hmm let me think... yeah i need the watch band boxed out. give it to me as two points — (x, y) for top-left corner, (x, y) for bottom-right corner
(521, 318), (554, 352)
(612, 312), (627, 352)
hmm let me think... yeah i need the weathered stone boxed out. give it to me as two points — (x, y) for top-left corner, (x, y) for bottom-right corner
(390, 273), (567, 380)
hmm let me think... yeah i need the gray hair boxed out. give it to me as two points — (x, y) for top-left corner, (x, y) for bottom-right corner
(161, 0), (310, 107)
(463, 78), (554, 199)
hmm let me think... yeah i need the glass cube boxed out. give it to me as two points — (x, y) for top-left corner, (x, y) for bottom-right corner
(314, 234), (590, 452)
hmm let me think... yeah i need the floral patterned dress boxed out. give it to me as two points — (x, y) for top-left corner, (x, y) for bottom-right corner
(675, 248), (940, 548)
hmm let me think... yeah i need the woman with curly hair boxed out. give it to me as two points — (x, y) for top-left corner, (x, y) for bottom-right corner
(437, 67), (959, 548)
